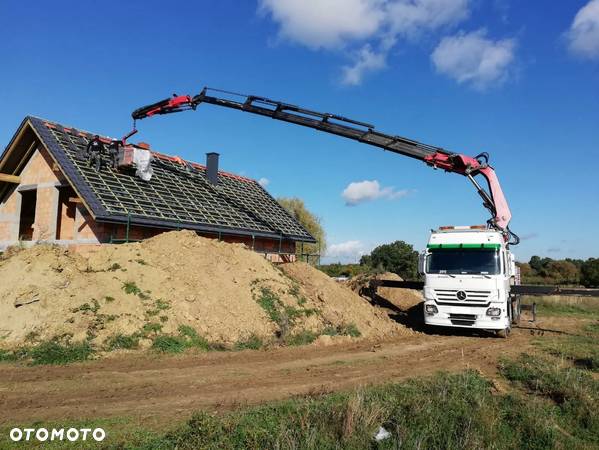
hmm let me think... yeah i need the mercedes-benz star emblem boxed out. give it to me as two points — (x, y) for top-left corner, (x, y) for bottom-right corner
(456, 291), (467, 301)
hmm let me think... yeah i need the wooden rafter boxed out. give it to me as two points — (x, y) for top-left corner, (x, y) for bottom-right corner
(0, 173), (20, 184)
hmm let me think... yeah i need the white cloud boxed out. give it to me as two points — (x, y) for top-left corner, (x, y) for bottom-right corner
(386, 0), (470, 38)
(258, 0), (384, 50)
(326, 240), (367, 259)
(342, 180), (410, 206)
(257, 177), (270, 187)
(341, 45), (387, 85)
(431, 29), (516, 89)
(566, 0), (599, 60)
(260, 0), (471, 84)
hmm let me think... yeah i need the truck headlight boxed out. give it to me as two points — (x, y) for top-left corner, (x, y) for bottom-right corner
(486, 307), (501, 317)
(425, 304), (438, 315)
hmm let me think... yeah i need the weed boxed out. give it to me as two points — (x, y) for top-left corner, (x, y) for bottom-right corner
(234, 334), (263, 351)
(155, 299), (171, 310)
(108, 262), (122, 272)
(71, 299), (101, 314)
(286, 330), (318, 346)
(152, 335), (188, 353)
(139, 370), (559, 450)
(122, 281), (141, 296)
(323, 323), (361, 338)
(105, 296), (115, 303)
(500, 354), (599, 443)
(106, 334), (139, 350)
(159, 315), (169, 323)
(136, 259), (148, 265)
(141, 323), (163, 337)
(28, 340), (94, 365)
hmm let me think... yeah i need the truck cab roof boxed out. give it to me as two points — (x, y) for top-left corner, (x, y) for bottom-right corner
(428, 226), (504, 248)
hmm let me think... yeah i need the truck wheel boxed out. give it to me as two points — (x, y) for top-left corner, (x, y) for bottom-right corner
(496, 327), (510, 338)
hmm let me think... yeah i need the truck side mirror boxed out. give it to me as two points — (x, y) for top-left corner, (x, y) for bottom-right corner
(418, 252), (426, 275)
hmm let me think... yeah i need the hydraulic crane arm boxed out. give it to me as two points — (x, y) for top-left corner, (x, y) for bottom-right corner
(131, 87), (518, 245)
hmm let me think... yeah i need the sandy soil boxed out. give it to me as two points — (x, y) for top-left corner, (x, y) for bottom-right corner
(0, 314), (582, 430)
(0, 232), (404, 348)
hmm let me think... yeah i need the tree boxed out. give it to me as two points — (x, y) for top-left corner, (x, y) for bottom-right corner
(581, 258), (599, 287)
(529, 256), (543, 273)
(544, 260), (579, 284)
(368, 240), (419, 280)
(277, 197), (326, 262)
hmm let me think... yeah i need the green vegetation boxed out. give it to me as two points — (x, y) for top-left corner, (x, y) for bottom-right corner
(254, 286), (324, 344)
(108, 262), (122, 271)
(106, 333), (140, 350)
(530, 296), (599, 318)
(518, 255), (599, 287)
(286, 330), (319, 346)
(364, 240), (420, 280)
(151, 325), (221, 354)
(321, 240), (420, 280)
(234, 334), (264, 351)
(122, 281), (142, 296)
(130, 369), (559, 450)
(0, 339), (94, 365)
(277, 197), (326, 262)
(71, 299), (101, 314)
(318, 262), (373, 278)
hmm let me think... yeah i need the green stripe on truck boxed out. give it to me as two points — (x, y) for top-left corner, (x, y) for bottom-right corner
(427, 243), (501, 249)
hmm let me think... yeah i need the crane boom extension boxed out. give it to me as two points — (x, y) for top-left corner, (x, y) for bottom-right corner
(131, 87), (518, 244)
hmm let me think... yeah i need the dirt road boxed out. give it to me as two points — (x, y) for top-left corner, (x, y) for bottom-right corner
(1, 316), (577, 431)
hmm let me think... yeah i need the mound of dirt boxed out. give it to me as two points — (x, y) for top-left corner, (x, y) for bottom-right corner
(346, 272), (423, 311)
(0, 231), (407, 350)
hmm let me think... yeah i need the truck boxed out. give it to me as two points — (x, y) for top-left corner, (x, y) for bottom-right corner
(128, 86), (523, 336)
(421, 225), (520, 337)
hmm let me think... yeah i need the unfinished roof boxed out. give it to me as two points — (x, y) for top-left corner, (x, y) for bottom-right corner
(0, 116), (315, 243)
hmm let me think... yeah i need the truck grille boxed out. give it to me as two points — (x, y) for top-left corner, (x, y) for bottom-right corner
(449, 313), (476, 326)
(434, 289), (491, 303)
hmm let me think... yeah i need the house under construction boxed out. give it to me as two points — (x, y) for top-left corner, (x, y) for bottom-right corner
(0, 116), (315, 261)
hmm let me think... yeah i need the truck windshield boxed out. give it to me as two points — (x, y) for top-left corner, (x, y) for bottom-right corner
(426, 249), (501, 275)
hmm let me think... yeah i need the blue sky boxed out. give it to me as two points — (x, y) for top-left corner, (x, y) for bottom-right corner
(1, 0), (598, 263)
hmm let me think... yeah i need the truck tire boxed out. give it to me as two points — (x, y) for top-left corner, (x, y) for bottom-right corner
(496, 327), (510, 338)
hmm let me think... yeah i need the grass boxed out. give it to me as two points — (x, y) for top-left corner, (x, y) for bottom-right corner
(234, 334), (264, 351)
(534, 321), (599, 371)
(151, 325), (223, 354)
(4, 320), (599, 449)
(323, 323), (362, 338)
(131, 370), (560, 450)
(0, 339), (95, 365)
(500, 354), (599, 445)
(286, 330), (319, 346)
(122, 281), (142, 296)
(106, 333), (140, 351)
(527, 295), (599, 318)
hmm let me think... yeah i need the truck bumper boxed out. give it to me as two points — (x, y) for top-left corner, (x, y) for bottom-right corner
(424, 303), (509, 330)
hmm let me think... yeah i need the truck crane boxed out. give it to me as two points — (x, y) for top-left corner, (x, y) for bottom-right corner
(131, 87), (522, 337)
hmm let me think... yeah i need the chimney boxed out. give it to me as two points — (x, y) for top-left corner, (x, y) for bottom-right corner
(206, 152), (220, 185)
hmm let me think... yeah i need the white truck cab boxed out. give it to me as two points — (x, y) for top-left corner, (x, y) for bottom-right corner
(420, 225), (519, 337)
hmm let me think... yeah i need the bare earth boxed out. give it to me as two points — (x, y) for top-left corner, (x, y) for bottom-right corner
(0, 315), (577, 430)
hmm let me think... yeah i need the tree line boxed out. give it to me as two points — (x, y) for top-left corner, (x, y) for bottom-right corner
(518, 256), (599, 287)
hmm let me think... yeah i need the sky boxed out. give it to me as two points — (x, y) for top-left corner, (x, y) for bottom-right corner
(0, 0), (597, 264)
